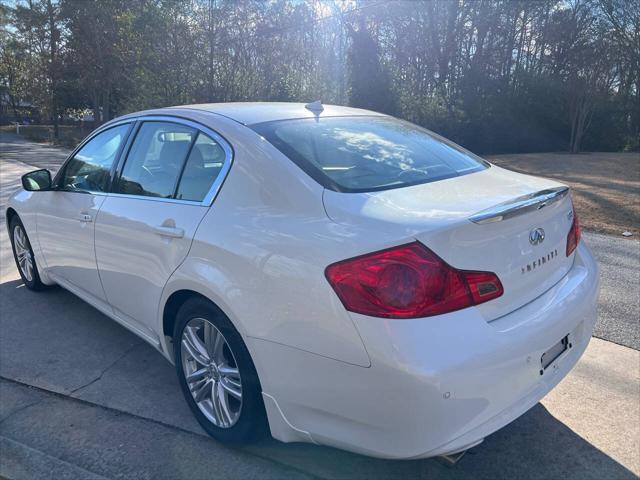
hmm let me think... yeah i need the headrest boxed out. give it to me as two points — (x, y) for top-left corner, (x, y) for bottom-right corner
(159, 140), (191, 165)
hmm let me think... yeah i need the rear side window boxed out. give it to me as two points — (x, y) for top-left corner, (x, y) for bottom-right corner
(116, 122), (196, 198)
(251, 116), (488, 192)
(176, 133), (226, 202)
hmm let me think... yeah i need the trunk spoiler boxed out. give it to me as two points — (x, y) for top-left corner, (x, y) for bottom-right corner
(469, 186), (569, 225)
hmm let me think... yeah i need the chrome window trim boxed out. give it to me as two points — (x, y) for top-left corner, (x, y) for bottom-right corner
(469, 186), (569, 224)
(104, 192), (209, 206)
(109, 115), (234, 207)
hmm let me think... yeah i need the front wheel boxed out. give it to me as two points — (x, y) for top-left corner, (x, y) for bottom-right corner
(9, 216), (46, 291)
(173, 297), (268, 443)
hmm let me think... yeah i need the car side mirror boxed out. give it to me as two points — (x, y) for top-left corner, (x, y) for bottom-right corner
(21, 169), (52, 191)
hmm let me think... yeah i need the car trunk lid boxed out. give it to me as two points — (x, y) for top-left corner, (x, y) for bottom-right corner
(322, 166), (576, 321)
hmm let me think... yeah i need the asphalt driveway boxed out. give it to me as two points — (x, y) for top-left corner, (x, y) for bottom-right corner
(1, 133), (638, 479)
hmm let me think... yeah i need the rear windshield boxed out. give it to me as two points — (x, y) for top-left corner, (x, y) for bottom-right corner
(251, 116), (488, 193)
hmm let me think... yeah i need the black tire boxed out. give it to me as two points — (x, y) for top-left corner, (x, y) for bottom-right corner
(9, 216), (46, 291)
(173, 296), (269, 443)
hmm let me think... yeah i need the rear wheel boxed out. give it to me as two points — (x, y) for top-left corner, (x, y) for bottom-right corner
(173, 297), (268, 443)
(9, 216), (46, 291)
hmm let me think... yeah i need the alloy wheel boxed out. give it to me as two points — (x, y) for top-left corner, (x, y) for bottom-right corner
(13, 225), (33, 282)
(181, 317), (243, 428)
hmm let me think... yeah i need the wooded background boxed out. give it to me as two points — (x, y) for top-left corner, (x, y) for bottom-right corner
(1, 0), (638, 154)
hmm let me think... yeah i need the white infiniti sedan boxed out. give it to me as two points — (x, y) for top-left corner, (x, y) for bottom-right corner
(7, 102), (599, 459)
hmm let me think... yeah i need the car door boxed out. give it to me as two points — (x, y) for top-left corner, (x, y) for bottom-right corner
(36, 122), (132, 305)
(94, 118), (232, 340)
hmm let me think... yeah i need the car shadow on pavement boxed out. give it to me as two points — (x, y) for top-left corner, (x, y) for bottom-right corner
(0, 278), (636, 480)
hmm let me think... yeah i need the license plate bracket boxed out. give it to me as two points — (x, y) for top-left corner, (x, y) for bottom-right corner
(541, 335), (569, 371)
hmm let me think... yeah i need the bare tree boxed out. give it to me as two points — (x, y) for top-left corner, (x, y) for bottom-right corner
(2, 0), (637, 152)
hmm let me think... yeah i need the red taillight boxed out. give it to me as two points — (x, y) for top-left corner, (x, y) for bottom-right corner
(325, 242), (503, 319)
(566, 205), (581, 256)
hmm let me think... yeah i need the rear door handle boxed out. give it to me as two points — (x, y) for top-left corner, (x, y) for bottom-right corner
(151, 225), (184, 239)
(79, 213), (93, 223)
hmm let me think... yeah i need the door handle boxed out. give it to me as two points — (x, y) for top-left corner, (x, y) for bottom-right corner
(151, 225), (184, 239)
(79, 213), (93, 223)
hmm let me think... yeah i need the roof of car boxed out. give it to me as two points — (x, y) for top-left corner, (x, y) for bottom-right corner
(167, 102), (386, 126)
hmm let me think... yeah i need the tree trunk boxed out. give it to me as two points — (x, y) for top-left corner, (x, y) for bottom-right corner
(569, 90), (592, 153)
(208, 0), (216, 101)
(46, 0), (59, 139)
(102, 89), (111, 124)
(92, 89), (100, 128)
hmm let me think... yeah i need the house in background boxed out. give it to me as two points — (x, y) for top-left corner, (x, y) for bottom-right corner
(0, 86), (40, 125)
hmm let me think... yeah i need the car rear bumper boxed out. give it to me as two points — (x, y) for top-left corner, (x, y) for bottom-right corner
(253, 242), (599, 459)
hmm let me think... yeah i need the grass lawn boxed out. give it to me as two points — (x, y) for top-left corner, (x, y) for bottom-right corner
(488, 152), (639, 236)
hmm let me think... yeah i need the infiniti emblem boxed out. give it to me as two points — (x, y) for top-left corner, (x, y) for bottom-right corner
(529, 228), (545, 245)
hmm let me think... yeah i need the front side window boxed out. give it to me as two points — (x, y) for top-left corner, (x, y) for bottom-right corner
(116, 122), (196, 198)
(59, 124), (130, 193)
(251, 116), (488, 192)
